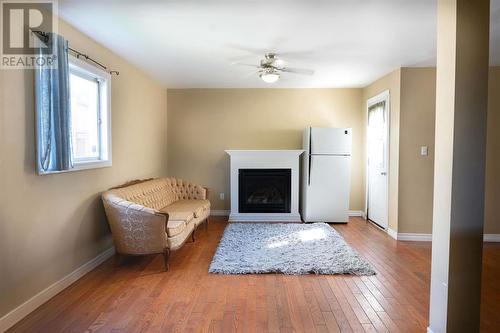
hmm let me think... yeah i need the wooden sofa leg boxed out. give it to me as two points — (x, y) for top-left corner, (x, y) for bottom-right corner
(163, 248), (170, 271)
(192, 227), (196, 242)
(205, 216), (210, 230)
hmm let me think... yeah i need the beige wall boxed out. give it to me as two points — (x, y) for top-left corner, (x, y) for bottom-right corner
(362, 69), (401, 231)
(0, 20), (167, 318)
(398, 68), (437, 233)
(167, 89), (365, 212)
(485, 67), (500, 234)
(395, 67), (499, 235)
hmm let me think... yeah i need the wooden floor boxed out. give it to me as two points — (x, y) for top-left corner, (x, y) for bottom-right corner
(8, 217), (500, 333)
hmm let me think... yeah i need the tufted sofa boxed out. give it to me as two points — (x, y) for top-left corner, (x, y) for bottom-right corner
(102, 177), (210, 270)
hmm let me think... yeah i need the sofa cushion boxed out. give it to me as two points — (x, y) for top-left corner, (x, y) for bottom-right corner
(160, 209), (194, 223)
(162, 199), (210, 218)
(166, 220), (186, 237)
(167, 221), (195, 250)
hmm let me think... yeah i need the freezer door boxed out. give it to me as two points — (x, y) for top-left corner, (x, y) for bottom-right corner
(304, 155), (350, 223)
(310, 127), (352, 155)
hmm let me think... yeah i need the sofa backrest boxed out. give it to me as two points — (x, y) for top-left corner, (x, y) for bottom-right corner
(104, 177), (206, 210)
(107, 178), (177, 210)
(167, 178), (206, 201)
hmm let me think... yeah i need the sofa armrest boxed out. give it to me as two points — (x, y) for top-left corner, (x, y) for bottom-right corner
(102, 194), (168, 255)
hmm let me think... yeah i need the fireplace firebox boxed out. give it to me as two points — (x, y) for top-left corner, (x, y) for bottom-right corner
(238, 169), (291, 213)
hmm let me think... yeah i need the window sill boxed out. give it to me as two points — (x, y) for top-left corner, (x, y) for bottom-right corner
(73, 159), (112, 171)
(38, 160), (112, 175)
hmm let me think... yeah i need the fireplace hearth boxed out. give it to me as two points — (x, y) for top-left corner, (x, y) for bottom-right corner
(238, 169), (291, 213)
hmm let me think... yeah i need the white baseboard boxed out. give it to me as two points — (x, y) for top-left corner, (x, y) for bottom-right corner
(387, 228), (398, 240)
(484, 234), (500, 242)
(387, 232), (500, 242)
(397, 233), (433, 242)
(0, 247), (115, 333)
(348, 210), (366, 218)
(210, 209), (229, 216)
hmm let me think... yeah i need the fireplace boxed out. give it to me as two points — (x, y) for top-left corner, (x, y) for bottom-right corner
(238, 169), (291, 213)
(226, 150), (303, 222)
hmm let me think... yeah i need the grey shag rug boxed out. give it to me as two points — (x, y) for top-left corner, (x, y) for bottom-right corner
(209, 223), (376, 275)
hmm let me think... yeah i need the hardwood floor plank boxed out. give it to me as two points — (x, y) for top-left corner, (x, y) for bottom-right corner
(265, 275), (281, 333)
(330, 278), (370, 326)
(321, 311), (341, 333)
(326, 278), (366, 333)
(276, 275), (294, 330)
(317, 279), (353, 332)
(299, 277), (326, 326)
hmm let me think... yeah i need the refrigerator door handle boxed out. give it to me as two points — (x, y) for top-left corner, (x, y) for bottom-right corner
(308, 154), (312, 185)
(308, 127), (312, 185)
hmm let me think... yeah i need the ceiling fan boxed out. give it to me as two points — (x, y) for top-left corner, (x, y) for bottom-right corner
(232, 53), (314, 83)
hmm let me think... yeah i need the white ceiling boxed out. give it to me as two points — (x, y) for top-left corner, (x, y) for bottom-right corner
(59, 0), (500, 88)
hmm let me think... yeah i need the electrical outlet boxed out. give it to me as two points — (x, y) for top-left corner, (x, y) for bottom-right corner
(219, 193), (225, 200)
(421, 146), (429, 156)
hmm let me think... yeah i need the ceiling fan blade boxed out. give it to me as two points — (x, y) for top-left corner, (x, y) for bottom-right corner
(281, 67), (315, 75)
(231, 61), (260, 68)
(275, 50), (315, 59)
(227, 44), (271, 55)
(241, 70), (260, 79)
(228, 54), (258, 63)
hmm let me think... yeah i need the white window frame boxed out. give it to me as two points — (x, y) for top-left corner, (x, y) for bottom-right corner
(69, 55), (112, 171)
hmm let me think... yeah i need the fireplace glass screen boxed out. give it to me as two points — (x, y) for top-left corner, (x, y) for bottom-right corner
(238, 169), (291, 213)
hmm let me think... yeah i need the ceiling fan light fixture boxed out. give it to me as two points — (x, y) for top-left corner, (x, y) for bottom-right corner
(260, 70), (280, 83)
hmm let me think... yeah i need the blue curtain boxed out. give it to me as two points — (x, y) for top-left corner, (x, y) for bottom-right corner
(35, 33), (73, 173)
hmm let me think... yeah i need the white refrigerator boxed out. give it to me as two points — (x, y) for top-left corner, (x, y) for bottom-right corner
(301, 127), (352, 223)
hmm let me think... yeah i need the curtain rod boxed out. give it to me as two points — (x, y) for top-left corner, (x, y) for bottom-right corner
(32, 30), (119, 76)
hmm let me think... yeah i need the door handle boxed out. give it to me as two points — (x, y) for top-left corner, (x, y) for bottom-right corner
(381, 172), (387, 176)
(308, 127), (312, 185)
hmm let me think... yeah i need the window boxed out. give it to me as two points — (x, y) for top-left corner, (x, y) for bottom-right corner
(69, 55), (111, 170)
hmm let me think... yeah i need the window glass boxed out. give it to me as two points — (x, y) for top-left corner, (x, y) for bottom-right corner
(367, 103), (387, 170)
(70, 71), (100, 161)
(66, 55), (111, 171)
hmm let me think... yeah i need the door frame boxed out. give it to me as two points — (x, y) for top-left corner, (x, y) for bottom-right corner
(365, 90), (390, 229)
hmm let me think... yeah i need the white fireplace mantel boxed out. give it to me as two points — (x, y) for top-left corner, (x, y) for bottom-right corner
(225, 150), (304, 222)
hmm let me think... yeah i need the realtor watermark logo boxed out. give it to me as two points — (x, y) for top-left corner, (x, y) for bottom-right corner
(1, 0), (58, 69)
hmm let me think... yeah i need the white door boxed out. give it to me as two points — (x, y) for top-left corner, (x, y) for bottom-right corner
(367, 97), (389, 229)
(306, 155), (350, 222)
